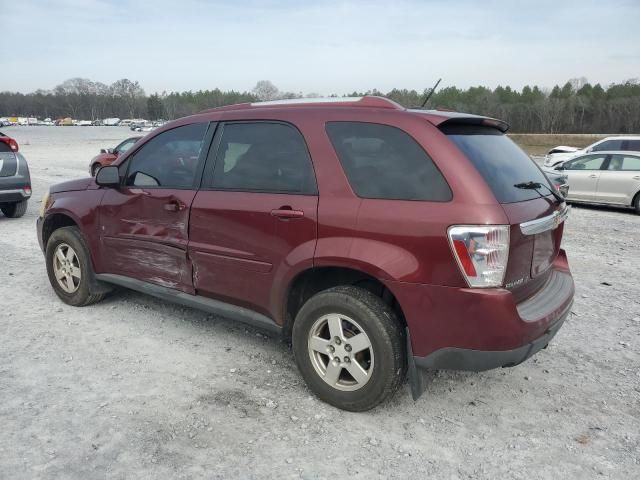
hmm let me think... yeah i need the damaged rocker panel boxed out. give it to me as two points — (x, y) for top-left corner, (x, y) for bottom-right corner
(95, 273), (282, 334)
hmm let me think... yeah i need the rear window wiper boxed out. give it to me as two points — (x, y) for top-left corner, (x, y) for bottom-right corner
(514, 181), (564, 203)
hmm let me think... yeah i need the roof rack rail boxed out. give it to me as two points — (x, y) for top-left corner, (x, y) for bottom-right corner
(199, 95), (404, 114)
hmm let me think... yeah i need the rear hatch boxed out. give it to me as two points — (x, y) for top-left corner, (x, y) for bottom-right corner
(442, 123), (567, 302)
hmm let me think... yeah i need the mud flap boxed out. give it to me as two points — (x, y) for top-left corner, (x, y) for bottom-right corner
(406, 327), (427, 400)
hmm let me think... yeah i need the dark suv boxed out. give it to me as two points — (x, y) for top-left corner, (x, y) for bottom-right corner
(37, 97), (574, 411)
(1, 131), (31, 218)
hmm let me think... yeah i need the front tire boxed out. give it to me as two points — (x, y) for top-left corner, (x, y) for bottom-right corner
(1, 200), (28, 218)
(45, 226), (107, 306)
(91, 163), (101, 176)
(292, 286), (406, 411)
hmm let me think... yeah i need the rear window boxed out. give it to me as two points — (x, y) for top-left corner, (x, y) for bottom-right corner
(443, 125), (552, 204)
(325, 122), (452, 201)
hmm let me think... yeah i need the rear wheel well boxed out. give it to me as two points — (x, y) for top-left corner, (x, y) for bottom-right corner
(632, 189), (640, 208)
(43, 213), (78, 248)
(284, 267), (406, 340)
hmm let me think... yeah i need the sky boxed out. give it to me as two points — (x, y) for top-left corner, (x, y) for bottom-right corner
(1, 0), (639, 95)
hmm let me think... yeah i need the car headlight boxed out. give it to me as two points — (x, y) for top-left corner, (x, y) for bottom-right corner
(39, 191), (52, 218)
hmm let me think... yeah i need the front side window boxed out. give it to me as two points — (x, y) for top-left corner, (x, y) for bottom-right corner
(125, 123), (208, 188)
(564, 155), (606, 171)
(211, 122), (316, 194)
(326, 122), (452, 201)
(592, 139), (623, 152)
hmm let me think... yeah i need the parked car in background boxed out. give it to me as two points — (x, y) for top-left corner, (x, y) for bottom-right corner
(0, 131), (31, 218)
(37, 97), (574, 411)
(544, 136), (640, 168)
(89, 136), (141, 176)
(550, 151), (640, 213)
(0, 131), (19, 152)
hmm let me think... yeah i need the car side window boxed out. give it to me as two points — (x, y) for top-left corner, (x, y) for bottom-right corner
(564, 155), (606, 171)
(125, 123), (208, 188)
(623, 140), (640, 151)
(210, 122), (316, 194)
(325, 122), (452, 201)
(592, 139), (622, 152)
(615, 155), (640, 171)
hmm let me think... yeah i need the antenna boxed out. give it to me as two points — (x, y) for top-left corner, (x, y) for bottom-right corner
(420, 78), (442, 108)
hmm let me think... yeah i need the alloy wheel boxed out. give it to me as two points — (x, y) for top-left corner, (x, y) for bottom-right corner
(307, 313), (374, 391)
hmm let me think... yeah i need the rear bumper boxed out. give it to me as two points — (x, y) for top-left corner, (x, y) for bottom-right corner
(388, 250), (574, 398)
(412, 300), (569, 372)
(0, 188), (30, 203)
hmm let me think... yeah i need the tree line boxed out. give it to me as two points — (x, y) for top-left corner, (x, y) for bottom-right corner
(1, 77), (639, 133)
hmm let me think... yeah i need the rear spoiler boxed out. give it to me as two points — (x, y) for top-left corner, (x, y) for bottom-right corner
(409, 109), (510, 133)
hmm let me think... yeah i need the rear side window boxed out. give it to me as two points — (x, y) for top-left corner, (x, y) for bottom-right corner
(623, 139), (640, 151)
(211, 122), (316, 194)
(325, 122), (452, 201)
(443, 125), (551, 204)
(592, 139), (623, 152)
(609, 154), (640, 171)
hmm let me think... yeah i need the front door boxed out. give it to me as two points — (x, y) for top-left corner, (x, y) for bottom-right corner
(98, 122), (211, 292)
(188, 121), (318, 320)
(564, 154), (607, 201)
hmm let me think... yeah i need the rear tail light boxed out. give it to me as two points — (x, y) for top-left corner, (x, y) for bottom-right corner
(24, 185), (32, 196)
(448, 225), (510, 288)
(9, 139), (18, 152)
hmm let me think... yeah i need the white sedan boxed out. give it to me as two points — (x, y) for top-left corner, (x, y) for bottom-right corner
(547, 151), (640, 213)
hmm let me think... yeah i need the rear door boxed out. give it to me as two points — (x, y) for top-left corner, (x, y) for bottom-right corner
(562, 154), (607, 201)
(98, 122), (212, 292)
(594, 154), (640, 205)
(188, 121), (318, 319)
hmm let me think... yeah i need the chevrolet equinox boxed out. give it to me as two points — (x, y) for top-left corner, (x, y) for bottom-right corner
(37, 97), (574, 411)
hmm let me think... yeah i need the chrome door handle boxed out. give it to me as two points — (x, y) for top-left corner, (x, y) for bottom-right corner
(633, 175), (640, 180)
(271, 207), (304, 219)
(589, 174), (598, 178)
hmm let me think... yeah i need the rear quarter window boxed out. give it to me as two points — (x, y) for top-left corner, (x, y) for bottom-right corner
(443, 125), (552, 204)
(325, 122), (452, 201)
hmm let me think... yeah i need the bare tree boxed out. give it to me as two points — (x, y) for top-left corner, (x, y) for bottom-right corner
(252, 80), (279, 101)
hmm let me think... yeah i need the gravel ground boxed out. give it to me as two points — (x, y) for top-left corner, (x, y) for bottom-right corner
(1, 126), (639, 479)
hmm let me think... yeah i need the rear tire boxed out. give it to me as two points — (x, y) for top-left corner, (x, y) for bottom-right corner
(1, 200), (28, 218)
(634, 193), (640, 215)
(46, 226), (107, 306)
(292, 286), (406, 411)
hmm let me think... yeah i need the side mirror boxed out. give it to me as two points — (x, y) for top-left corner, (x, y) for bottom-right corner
(107, 148), (115, 154)
(100, 148), (107, 154)
(555, 165), (565, 171)
(95, 165), (120, 187)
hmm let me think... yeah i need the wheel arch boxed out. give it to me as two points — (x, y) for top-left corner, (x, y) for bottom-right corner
(282, 265), (407, 340)
(42, 212), (80, 249)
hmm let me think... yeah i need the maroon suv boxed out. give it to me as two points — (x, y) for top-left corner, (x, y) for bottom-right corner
(37, 97), (574, 411)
